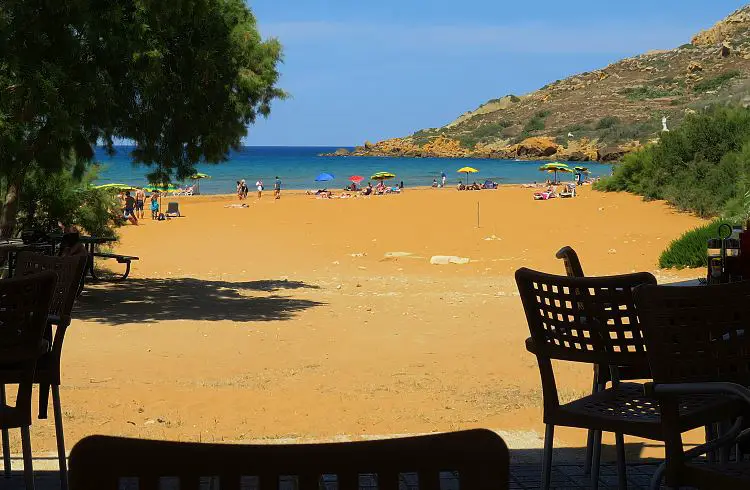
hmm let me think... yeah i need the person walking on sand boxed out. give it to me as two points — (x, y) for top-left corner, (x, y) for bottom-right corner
(274, 176), (281, 200)
(124, 191), (138, 225)
(236, 180), (243, 200)
(135, 187), (146, 220)
(256, 179), (263, 199)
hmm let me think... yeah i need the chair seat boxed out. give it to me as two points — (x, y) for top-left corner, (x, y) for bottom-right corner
(549, 382), (741, 439)
(0, 340), (50, 367)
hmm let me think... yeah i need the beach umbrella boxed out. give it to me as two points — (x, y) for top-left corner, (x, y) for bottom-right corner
(93, 183), (136, 191)
(315, 172), (334, 183)
(573, 166), (590, 173)
(349, 175), (364, 183)
(538, 162), (572, 184)
(457, 166), (479, 184)
(189, 173), (210, 194)
(371, 171), (396, 181)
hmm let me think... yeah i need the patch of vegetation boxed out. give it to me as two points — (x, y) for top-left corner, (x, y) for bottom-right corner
(658, 221), (727, 269)
(509, 95), (521, 102)
(595, 105), (750, 219)
(694, 70), (741, 93)
(599, 118), (661, 144)
(523, 117), (545, 132)
(618, 86), (677, 100)
(596, 116), (621, 130)
(535, 110), (550, 118)
(679, 43), (696, 50)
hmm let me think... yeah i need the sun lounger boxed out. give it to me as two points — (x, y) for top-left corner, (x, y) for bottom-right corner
(166, 202), (181, 217)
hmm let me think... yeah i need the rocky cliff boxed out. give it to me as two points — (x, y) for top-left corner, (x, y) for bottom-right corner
(324, 5), (750, 162)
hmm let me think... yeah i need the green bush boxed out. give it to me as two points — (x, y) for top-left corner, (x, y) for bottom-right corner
(596, 116), (620, 130)
(694, 70), (741, 93)
(509, 94), (521, 102)
(18, 161), (120, 237)
(658, 220), (727, 268)
(595, 106), (750, 217)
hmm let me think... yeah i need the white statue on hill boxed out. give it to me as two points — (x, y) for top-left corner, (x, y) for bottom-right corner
(662, 116), (669, 132)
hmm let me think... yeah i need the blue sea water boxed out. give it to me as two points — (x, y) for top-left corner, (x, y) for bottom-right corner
(94, 146), (613, 194)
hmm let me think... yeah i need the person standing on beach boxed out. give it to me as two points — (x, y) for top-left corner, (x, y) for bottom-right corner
(256, 179), (263, 199)
(441, 172), (446, 188)
(150, 192), (160, 219)
(274, 176), (281, 200)
(135, 188), (146, 220)
(236, 180), (243, 200)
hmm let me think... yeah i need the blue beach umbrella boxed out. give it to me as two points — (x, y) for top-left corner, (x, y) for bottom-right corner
(315, 172), (334, 182)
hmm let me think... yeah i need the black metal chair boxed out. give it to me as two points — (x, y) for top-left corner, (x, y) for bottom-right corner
(636, 280), (750, 489)
(69, 429), (510, 490)
(1, 253), (86, 490)
(516, 267), (740, 490)
(0, 272), (57, 490)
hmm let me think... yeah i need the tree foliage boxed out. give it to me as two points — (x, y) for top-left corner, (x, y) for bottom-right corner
(0, 0), (284, 237)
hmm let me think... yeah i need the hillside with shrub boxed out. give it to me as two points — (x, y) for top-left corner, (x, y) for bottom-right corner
(330, 5), (750, 162)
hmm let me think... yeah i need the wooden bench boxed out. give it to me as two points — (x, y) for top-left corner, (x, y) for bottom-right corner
(90, 252), (139, 281)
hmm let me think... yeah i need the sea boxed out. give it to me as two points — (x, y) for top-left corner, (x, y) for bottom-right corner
(94, 145), (613, 194)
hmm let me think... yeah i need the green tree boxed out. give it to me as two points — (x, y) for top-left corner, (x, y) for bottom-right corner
(0, 0), (284, 238)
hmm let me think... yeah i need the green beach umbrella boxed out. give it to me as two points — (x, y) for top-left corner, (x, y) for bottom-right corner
(538, 162), (573, 184)
(371, 171), (396, 181)
(190, 172), (211, 180)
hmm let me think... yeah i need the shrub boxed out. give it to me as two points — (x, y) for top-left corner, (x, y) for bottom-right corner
(694, 70), (741, 93)
(658, 220), (727, 268)
(523, 117), (545, 132)
(18, 161), (120, 237)
(679, 43), (696, 50)
(509, 94), (521, 102)
(596, 106), (750, 217)
(596, 116), (620, 130)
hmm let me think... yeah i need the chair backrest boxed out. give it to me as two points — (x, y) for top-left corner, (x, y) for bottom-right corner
(0, 271), (57, 355)
(69, 429), (509, 490)
(14, 252), (86, 322)
(515, 267), (656, 365)
(636, 281), (750, 386)
(167, 202), (179, 213)
(555, 246), (584, 278)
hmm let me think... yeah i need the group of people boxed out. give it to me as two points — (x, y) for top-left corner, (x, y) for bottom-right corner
(120, 189), (161, 225)
(430, 174), (448, 188)
(309, 180), (404, 199)
(236, 177), (282, 200)
(456, 180), (498, 191)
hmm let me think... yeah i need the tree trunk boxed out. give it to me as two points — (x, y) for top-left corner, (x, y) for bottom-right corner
(0, 177), (23, 239)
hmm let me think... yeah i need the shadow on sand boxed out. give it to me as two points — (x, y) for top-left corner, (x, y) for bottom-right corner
(75, 278), (324, 325)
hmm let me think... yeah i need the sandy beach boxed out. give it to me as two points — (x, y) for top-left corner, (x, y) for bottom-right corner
(10, 185), (707, 459)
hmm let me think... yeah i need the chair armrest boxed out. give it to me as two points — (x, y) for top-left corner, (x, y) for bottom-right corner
(525, 337), (537, 354)
(47, 314), (71, 328)
(645, 381), (750, 406)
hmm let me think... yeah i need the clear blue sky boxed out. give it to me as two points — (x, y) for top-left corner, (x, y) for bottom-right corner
(245, 0), (747, 146)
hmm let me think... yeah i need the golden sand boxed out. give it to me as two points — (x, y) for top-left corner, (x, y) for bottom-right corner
(19, 186), (707, 456)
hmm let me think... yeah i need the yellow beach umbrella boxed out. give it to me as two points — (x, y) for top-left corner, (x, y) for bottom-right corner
(457, 166), (479, 184)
